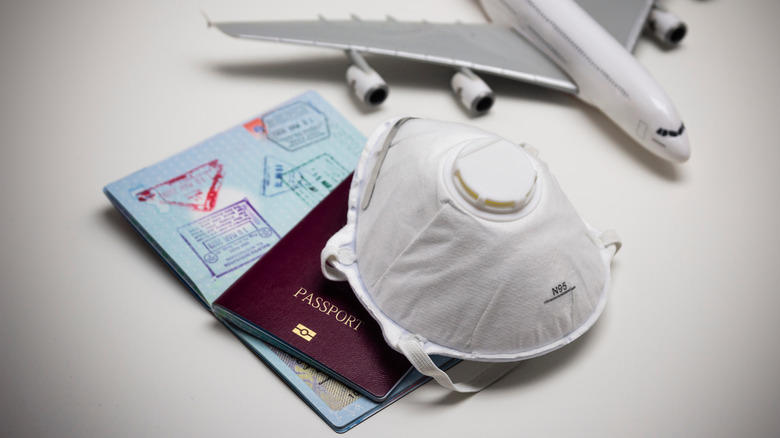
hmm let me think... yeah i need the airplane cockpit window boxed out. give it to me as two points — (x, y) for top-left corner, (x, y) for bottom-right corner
(656, 124), (685, 138)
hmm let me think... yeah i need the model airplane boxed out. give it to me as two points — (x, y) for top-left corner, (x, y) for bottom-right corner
(211, 0), (691, 162)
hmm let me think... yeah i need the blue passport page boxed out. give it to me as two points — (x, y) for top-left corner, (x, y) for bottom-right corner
(103, 91), (447, 432)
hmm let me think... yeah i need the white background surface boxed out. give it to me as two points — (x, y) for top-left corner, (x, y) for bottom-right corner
(2, 0), (779, 436)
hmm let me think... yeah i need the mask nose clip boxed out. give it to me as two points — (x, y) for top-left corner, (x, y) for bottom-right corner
(361, 117), (416, 211)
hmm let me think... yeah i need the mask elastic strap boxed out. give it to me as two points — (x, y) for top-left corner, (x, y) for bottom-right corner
(321, 225), (356, 282)
(398, 335), (519, 393)
(592, 229), (622, 254)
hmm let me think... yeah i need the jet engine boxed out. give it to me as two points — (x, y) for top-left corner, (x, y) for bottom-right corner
(345, 50), (389, 106)
(646, 6), (687, 46)
(451, 68), (495, 115)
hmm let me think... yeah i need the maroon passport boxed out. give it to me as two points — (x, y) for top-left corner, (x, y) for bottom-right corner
(213, 177), (412, 402)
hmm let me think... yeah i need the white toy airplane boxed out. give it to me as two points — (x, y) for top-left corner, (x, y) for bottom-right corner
(211, 0), (691, 162)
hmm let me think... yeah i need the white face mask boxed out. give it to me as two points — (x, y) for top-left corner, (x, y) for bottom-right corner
(322, 117), (621, 392)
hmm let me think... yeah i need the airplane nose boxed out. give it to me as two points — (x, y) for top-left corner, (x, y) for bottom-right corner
(667, 132), (691, 163)
(649, 126), (690, 163)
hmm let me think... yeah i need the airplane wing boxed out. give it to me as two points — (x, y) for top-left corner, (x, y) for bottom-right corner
(578, 0), (653, 52)
(213, 0), (653, 95)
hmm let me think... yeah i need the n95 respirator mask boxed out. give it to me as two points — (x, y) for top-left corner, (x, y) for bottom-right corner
(322, 118), (621, 392)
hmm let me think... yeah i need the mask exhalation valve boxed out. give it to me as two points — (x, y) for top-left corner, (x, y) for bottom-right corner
(449, 138), (538, 218)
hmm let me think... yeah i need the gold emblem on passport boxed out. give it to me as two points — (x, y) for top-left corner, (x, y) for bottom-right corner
(292, 323), (317, 341)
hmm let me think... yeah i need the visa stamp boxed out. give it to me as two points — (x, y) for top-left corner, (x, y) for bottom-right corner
(178, 199), (280, 277)
(136, 160), (223, 212)
(264, 101), (330, 151)
(282, 153), (349, 207)
(243, 117), (266, 140)
(261, 155), (297, 197)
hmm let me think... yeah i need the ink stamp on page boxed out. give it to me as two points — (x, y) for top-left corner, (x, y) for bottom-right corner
(264, 101), (330, 151)
(136, 160), (223, 213)
(243, 117), (266, 140)
(178, 199), (280, 277)
(282, 154), (349, 207)
(262, 155), (297, 197)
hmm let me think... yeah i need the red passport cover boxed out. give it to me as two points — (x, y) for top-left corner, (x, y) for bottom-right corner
(213, 177), (412, 401)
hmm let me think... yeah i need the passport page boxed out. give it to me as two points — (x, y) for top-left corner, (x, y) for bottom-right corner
(104, 92), (426, 432)
(105, 91), (362, 306)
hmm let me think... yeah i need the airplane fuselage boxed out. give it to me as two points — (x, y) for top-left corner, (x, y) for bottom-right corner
(480, 0), (690, 162)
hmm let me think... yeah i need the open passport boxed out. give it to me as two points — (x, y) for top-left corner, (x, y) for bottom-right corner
(103, 91), (453, 432)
